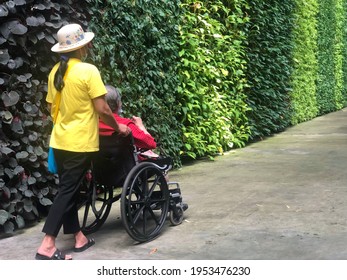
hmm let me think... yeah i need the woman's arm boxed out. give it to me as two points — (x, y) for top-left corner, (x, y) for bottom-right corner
(92, 96), (130, 136)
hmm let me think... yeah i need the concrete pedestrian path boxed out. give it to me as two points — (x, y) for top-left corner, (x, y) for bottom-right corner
(1, 108), (347, 260)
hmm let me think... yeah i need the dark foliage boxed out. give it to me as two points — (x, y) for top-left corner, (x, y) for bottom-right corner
(244, 0), (294, 140)
(88, 0), (183, 166)
(0, 0), (90, 234)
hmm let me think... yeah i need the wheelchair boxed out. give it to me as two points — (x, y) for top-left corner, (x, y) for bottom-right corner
(77, 133), (188, 243)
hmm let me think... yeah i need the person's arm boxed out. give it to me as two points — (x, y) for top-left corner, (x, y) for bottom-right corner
(128, 122), (157, 150)
(92, 96), (130, 136)
(131, 116), (150, 134)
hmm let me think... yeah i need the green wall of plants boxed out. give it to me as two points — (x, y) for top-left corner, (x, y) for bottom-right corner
(87, 0), (183, 164)
(317, 0), (338, 114)
(317, 0), (345, 114)
(177, 0), (250, 160)
(290, 0), (319, 125)
(244, 0), (294, 140)
(343, 0), (347, 101)
(245, 0), (347, 137)
(332, 0), (345, 111)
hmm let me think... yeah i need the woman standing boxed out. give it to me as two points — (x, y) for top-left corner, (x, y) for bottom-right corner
(35, 23), (130, 260)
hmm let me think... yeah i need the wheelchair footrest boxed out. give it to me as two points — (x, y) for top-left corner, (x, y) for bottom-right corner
(169, 187), (188, 213)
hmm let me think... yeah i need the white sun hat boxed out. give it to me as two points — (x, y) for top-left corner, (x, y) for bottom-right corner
(51, 23), (94, 53)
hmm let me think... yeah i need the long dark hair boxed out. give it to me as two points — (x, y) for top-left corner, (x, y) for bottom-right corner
(53, 55), (70, 91)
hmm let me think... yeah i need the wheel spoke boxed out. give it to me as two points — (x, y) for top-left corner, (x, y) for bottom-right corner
(91, 189), (110, 216)
(79, 179), (113, 234)
(142, 208), (147, 233)
(141, 170), (148, 196)
(150, 197), (167, 204)
(148, 175), (160, 197)
(121, 162), (170, 242)
(130, 201), (145, 224)
(81, 202), (91, 228)
(147, 207), (160, 225)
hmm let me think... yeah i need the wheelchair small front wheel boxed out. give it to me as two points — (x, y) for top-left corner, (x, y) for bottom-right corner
(121, 162), (170, 243)
(169, 205), (184, 226)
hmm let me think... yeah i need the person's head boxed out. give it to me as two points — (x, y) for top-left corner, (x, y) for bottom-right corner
(51, 23), (94, 91)
(105, 85), (122, 114)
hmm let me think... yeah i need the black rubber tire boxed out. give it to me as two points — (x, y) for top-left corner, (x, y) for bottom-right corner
(121, 162), (170, 242)
(169, 205), (184, 226)
(78, 180), (113, 235)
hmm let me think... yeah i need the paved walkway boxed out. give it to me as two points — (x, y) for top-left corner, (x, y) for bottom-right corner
(1, 108), (347, 260)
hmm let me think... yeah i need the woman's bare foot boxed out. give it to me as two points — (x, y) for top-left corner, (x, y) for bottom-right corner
(37, 235), (72, 260)
(74, 230), (89, 248)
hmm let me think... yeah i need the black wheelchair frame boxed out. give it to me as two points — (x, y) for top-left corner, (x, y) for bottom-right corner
(77, 133), (187, 243)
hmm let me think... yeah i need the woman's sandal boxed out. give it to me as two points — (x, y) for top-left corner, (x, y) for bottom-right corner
(35, 249), (72, 260)
(73, 238), (95, 252)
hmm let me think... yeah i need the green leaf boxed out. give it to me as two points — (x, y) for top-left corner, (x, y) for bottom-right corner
(15, 215), (25, 229)
(0, 209), (9, 225)
(4, 221), (14, 233)
(40, 197), (53, 206)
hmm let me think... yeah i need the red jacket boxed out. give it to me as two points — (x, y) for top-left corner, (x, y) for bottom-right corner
(99, 113), (157, 150)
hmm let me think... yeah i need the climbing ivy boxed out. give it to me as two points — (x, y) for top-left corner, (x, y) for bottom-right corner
(87, 0), (183, 165)
(290, 0), (319, 124)
(316, 0), (345, 114)
(178, 0), (250, 160)
(245, 0), (294, 140)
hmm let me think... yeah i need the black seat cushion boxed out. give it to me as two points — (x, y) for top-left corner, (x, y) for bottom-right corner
(93, 134), (135, 186)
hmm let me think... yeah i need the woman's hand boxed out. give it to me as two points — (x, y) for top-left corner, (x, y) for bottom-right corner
(118, 123), (131, 137)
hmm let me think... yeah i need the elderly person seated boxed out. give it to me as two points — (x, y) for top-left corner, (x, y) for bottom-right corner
(99, 85), (159, 159)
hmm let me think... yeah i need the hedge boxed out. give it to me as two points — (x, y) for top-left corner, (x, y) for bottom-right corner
(290, 0), (319, 125)
(343, 0), (347, 101)
(317, 0), (345, 114)
(178, 0), (250, 160)
(87, 0), (183, 165)
(245, 0), (294, 140)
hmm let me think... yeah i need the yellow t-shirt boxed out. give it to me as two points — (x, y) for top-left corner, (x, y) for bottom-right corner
(46, 58), (106, 152)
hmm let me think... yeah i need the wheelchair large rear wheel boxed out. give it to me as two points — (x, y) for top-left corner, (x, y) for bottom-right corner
(121, 162), (170, 242)
(78, 179), (113, 235)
